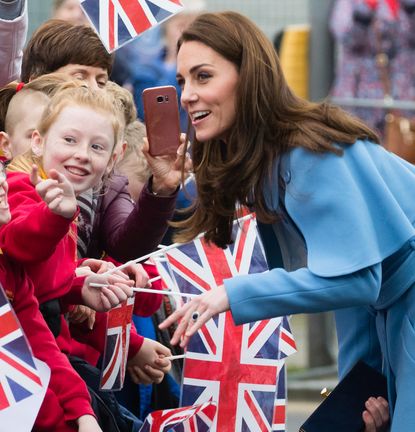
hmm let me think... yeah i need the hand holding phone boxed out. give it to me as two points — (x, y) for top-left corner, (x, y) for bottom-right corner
(142, 85), (181, 157)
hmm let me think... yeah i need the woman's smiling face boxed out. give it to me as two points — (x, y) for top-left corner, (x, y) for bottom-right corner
(177, 40), (239, 142)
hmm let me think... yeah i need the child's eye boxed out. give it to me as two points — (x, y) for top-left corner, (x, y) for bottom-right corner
(91, 143), (105, 152)
(64, 136), (76, 144)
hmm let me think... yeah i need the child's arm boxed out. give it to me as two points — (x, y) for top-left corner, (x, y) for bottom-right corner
(8, 261), (96, 428)
(0, 170), (77, 263)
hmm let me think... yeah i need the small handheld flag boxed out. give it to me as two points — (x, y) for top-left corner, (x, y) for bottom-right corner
(100, 295), (135, 390)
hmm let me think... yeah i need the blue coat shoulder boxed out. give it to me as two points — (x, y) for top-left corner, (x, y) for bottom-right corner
(272, 140), (415, 276)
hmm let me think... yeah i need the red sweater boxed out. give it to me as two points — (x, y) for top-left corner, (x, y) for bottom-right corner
(0, 255), (93, 431)
(0, 172), (85, 307)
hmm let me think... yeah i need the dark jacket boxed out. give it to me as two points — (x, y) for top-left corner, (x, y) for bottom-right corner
(87, 174), (178, 262)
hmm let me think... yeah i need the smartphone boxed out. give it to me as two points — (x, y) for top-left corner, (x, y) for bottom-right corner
(142, 85), (181, 156)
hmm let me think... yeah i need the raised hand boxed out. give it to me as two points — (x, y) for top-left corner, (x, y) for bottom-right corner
(30, 165), (77, 219)
(142, 134), (193, 195)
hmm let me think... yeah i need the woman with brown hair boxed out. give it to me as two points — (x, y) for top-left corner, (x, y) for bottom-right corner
(159, 10), (415, 432)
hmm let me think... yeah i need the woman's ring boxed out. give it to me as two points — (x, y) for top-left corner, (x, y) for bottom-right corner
(191, 311), (200, 321)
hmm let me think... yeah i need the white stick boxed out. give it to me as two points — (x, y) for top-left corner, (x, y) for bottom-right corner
(103, 242), (182, 276)
(103, 214), (254, 276)
(133, 287), (197, 299)
(89, 283), (197, 299)
(164, 354), (186, 361)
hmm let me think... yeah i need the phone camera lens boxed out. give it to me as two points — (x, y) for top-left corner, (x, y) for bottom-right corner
(156, 96), (164, 103)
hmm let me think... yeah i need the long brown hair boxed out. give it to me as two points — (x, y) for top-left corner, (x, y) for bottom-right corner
(173, 11), (379, 248)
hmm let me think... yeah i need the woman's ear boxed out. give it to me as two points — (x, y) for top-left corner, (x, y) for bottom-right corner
(0, 132), (12, 160)
(31, 130), (44, 157)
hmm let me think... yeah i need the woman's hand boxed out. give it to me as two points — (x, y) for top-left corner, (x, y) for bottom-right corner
(363, 397), (389, 432)
(142, 134), (192, 195)
(159, 284), (230, 347)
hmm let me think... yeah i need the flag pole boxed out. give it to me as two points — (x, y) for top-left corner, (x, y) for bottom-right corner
(103, 213), (254, 276)
(89, 276), (198, 299)
(103, 242), (182, 276)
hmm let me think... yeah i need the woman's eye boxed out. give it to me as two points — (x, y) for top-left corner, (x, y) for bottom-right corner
(198, 72), (211, 82)
(177, 78), (184, 89)
(64, 136), (76, 144)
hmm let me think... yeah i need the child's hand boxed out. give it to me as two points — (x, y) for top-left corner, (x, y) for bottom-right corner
(82, 272), (134, 312)
(30, 165), (77, 219)
(119, 262), (150, 288)
(79, 258), (116, 275)
(76, 414), (102, 431)
(127, 338), (171, 385)
(67, 305), (96, 330)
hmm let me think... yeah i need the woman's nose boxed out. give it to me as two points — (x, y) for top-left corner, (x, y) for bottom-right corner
(180, 84), (198, 106)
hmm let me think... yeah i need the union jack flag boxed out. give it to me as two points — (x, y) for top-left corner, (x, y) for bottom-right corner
(80, 0), (184, 52)
(164, 215), (293, 432)
(272, 362), (287, 432)
(0, 286), (42, 410)
(100, 295), (135, 390)
(277, 317), (297, 360)
(139, 400), (217, 432)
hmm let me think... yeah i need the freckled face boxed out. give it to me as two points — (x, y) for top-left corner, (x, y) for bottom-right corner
(177, 41), (239, 142)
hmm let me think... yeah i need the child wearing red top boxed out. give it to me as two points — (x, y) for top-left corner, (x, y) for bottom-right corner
(0, 161), (98, 431)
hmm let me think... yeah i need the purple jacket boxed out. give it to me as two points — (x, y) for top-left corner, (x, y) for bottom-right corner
(87, 174), (178, 262)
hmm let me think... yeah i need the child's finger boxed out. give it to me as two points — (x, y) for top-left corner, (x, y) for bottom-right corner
(49, 169), (70, 186)
(35, 178), (59, 196)
(44, 187), (64, 204)
(30, 164), (41, 186)
(47, 196), (64, 212)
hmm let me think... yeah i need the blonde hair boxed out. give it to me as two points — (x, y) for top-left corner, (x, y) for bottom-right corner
(1, 73), (83, 134)
(38, 85), (124, 147)
(115, 120), (150, 200)
(105, 81), (137, 126)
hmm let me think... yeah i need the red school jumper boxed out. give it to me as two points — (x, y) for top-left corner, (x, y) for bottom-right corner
(0, 172), (160, 366)
(0, 255), (94, 431)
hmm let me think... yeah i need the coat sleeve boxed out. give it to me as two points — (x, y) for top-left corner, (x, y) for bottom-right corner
(97, 176), (178, 262)
(0, 173), (76, 263)
(226, 264), (381, 325)
(0, 0), (27, 86)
